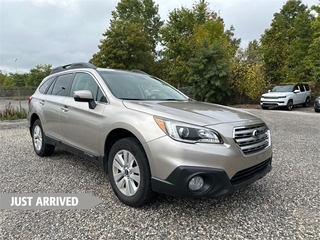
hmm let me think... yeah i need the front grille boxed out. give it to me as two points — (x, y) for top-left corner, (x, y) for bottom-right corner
(233, 123), (270, 155)
(262, 96), (279, 99)
(231, 158), (271, 184)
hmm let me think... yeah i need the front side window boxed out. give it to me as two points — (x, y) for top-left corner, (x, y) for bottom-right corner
(49, 74), (73, 96)
(70, 72), (106, 102)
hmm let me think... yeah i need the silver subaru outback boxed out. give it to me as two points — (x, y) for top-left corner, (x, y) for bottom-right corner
(28, 62), (272, 207)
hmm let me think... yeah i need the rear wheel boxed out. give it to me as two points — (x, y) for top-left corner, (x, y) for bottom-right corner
(32, 119), (55, 157)
(108, 137), (154, 207)
(303, 97), (310, 107)
(286, 100), (293, 111)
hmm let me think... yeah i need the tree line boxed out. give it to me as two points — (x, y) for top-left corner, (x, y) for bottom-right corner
(1, 0), (319, 104)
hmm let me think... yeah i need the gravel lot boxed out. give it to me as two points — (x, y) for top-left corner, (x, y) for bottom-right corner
(0, 108), (319, 239)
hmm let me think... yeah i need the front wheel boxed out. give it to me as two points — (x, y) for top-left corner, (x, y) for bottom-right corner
(286, 100), (293, 111)
(32, 119), (55, 157)
(108, 137), (154, 207)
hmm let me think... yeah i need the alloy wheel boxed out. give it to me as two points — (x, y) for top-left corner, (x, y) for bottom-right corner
(112, 150), (141, 196)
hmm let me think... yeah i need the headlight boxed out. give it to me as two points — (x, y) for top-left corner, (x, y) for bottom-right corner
(154, 117), (223, 144)
(278, 96), (287, 98)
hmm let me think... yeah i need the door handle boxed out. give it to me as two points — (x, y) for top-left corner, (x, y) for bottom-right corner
(61, 106), (69, 112)
(40, 100), (45, 105)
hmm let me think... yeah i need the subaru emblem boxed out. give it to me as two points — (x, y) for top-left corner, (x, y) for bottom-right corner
(252, 130), (261, 139)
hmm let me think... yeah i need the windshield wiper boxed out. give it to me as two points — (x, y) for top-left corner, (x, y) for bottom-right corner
(145, 98), (186, 101)
(120, 98), (145, 100)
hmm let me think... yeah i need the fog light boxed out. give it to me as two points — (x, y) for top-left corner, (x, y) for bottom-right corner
(188, 176), (204, 191)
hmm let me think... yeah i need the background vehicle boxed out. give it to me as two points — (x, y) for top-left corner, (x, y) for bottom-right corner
(260, 84), (311, 111)
(28, 62), (272, 207)
(314, 96), (320, 112)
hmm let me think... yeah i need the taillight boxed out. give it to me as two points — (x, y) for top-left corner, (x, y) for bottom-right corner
(28, 96), (33, 105)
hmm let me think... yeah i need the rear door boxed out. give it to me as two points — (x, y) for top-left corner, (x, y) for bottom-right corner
(292, 85), (303, 105)
(39, 73), (73, 140)
(59, 72), (107, 156)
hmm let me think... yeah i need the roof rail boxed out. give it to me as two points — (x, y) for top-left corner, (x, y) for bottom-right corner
(50, 62), (96, 75)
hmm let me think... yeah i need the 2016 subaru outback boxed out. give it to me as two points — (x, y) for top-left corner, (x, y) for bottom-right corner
(28, 62), (272, 207)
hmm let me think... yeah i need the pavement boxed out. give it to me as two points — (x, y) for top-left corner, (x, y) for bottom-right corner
(0, 108), (319, 239)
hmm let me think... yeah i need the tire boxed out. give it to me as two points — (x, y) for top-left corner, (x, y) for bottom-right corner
(261, 106), (268, 110)
(32, 119), (55, 157)
(108, 137), (154, 207)
(303, 97), (310, 107)
(286, 100), (293, 111)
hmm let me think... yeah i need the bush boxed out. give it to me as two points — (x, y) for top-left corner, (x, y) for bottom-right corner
(0, 102), (27, 120)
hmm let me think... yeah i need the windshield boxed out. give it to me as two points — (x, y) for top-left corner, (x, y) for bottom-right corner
(98, 70), (189, 101)
(271, 85), (294, 92)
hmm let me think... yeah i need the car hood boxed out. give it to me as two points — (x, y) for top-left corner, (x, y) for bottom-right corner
(123, 100), (259, 126)
(262, 92), (291, 97)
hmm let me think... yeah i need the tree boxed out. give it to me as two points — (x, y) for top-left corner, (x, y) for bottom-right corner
(114, 0), (162, 55)
(0, 71), (6, 86)
(230, 41), (268, 103)
(160, 1), (210, 86)
(285, 9), (314, 82)
(305, 4), (320, 84)
(260, 0), (312, 83)
(93, 22), (153, 71)
(244, 40), (262, 65)
(2, 76), (12, 86)
(9, 73), (28, 87)
(91, 0), (163, 72)
(160, 0), (239, 88)
(188, 40), (231, 103)
(26, 64), (51, 87)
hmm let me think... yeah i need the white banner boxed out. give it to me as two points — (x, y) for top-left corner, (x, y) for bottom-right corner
(0, 193), (102, 210)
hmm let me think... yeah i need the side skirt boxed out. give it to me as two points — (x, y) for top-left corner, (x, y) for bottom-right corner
(45, 135), (105, 169)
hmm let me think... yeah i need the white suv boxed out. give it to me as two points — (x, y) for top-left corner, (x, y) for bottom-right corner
(260, 84), (311, 111)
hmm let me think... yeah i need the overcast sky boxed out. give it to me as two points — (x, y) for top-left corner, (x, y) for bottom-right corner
(0, 0), (318, 74)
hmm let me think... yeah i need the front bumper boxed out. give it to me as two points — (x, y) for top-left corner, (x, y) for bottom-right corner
(151, 157), (272, 198)
(260, 99), (287, 108)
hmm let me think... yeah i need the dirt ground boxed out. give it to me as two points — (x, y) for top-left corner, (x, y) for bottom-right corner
(232, 103), (316, 113)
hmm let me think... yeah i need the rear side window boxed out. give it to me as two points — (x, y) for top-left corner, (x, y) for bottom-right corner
(39, 77), (55, 94)
(49, 74), (73, 96)
(305, 84), (310, 91)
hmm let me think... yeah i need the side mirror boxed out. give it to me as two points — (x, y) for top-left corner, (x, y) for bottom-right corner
(268, 90), (271, 93)
(293, 89), (300, 93)
(73, 90), (97, 109)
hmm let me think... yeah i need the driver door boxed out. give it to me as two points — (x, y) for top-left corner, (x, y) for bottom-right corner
(59, 72), (107, 157)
